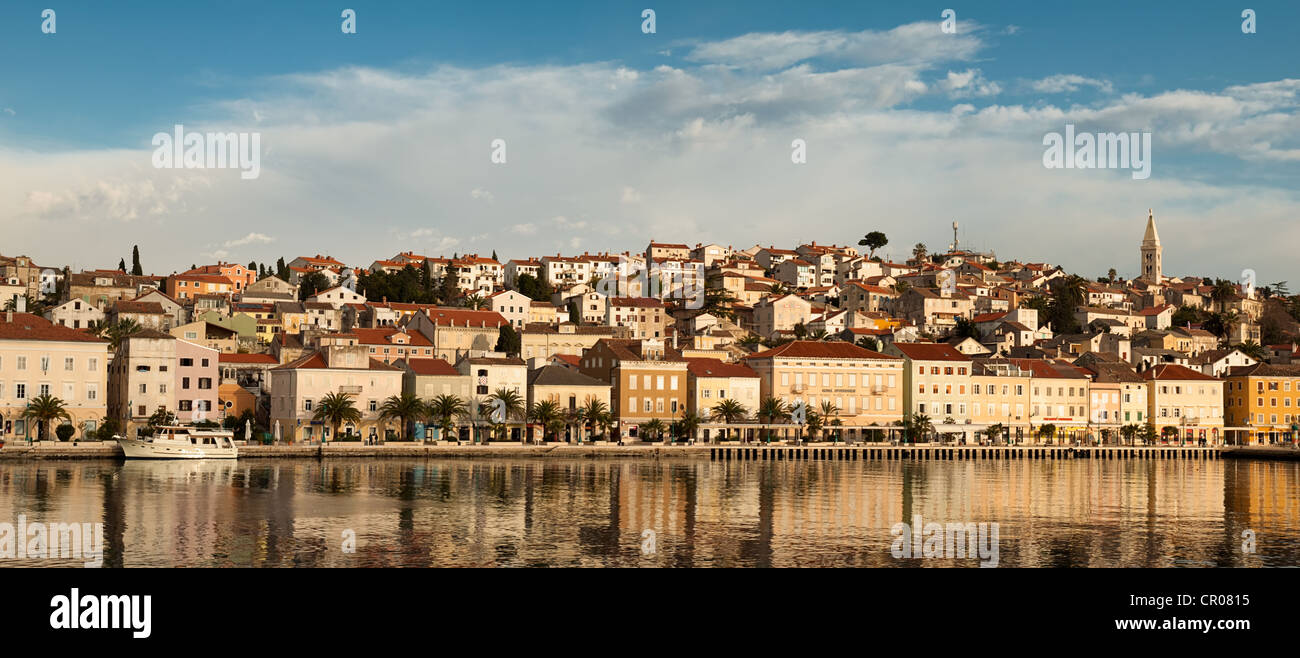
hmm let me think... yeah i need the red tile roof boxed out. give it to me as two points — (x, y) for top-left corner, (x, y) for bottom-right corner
(351, 328), (434, 346)
(745, 340), (897, 361)
(686, 358), (758, 379)
(0, 313), (108, 343)
(890, 342), (971, 362)
(1141, 363), (1220, 381)
(219, 353), (279, 364)
(403, 358), (460, 376)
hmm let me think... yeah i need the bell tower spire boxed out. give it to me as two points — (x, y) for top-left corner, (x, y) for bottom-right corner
(1139, 208), (1162, 284)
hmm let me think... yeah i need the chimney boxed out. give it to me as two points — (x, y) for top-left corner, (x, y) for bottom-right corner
(15, 296), (26, 313)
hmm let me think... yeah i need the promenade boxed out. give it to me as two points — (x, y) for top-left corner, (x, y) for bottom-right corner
(2, 439), (1295, 461)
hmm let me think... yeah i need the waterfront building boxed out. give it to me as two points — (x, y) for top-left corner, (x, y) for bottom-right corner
(0, 312), (109, 441)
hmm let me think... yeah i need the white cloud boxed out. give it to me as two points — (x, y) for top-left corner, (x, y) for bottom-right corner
(1, 30), (1298, 282)
(224, 232), (275, 247)
(1027, 74), (1115, 94)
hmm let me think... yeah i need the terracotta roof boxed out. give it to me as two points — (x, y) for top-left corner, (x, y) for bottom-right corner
(351, 328), (433, 347)
(746, 340), (897, 361)
(219, 353), (279, 364)
(685, 358), (758, 378)
(114, 300), (166, 315)
(609, 297), (665, 308)
(528, 364), (608, 387)
(890, 342), (971, 362)
(403, 357), (460, 376)
(0, 313), (109, 343)
(1141, 363), (1220, 381)
(422, 307), (508, 327)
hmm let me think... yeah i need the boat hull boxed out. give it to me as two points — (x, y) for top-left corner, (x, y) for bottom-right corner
(119, 438), (238, 459)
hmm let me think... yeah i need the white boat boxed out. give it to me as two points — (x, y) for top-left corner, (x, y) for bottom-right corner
(117, 426), (238, 459)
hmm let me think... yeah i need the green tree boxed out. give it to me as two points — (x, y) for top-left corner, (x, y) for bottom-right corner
(487, 387), (525, 441)
(527, 399), (564, 441)
(131, 245), (143, 276)
(676, 410), (703, 443)
(22, 394), (72, 441)
(1038, 423), (1058, 444)
(575, 397), (610, 442)
(298, 271), (331, 301)
(911, 243), (928, 265)
(495, 324), (521, 355)
(378, 393), (427, 441)
(117, 258), (127, 272)
(952, 316), (979, 339)
(858, 231), (888, 259)
(427, 394), (467, 441)
(640, 418), (666, 442)
(313, 392), (363, 442)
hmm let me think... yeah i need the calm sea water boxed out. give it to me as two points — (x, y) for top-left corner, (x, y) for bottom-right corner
(1, 457), (1297, 567)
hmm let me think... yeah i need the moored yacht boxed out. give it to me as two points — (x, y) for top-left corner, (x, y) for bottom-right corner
(117, 426), (238, 459)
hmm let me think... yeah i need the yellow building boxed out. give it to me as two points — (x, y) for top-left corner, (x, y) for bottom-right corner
(1142, 363), (1225, 443)
(969, 358), (1032, 442)
(0, 312), (110, 441)
(744, 340), (904, 439)
(1224, 363), (1300, 444)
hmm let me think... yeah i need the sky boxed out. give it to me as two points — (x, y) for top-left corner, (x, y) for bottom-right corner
(1, 0), (1298, 284)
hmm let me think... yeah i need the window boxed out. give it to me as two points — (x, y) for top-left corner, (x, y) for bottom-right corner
(16, 357), (26, 371)
(198, 378), (212, 389)
(183, 377), (191, 389)
(180, 358), (194, 367)
(64, 357), (74, 371)
(304, 400), (313, 411)
(16, 383), (26, 399)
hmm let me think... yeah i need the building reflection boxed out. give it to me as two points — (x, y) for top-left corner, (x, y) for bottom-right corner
(0, 457), (1296, 567)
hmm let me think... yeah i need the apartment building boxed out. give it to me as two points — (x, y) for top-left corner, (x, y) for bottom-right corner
(606, 297), (667, 340)
(887, 342), (973, 424)
(685, 357), (760, 422)
(0, 312), (109, 441)
(579, 338), (687, 440)
(745, 341), (904, 437)
(269, 334), (404, 443)
(1224, 363), (1300, 443)
(1142, 363), (1225, 442)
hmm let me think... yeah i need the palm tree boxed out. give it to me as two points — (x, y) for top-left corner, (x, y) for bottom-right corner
(641, 418), (666, 442)
(984, 422), (1006, 445)
(313, 392), (362, 443)
(757, 396), (789, 443)
(426, 394), (467, 442)
(1211, 279), (1238, 312)
(911, 243), (928, 265)
(462, 293), (488, 310)
(377, 393), (426, 441)
(575, 397), (610, 442)
(819, 400), (840, 441)
(1120, 423), (1140, 446)
(21, 394), (72, 441)
(487, 387), (526, 441)
(710, 398), (748, 442)
(737, 333), (763, 349)
(677, 410), (703, 444)
(1038, 423), (1058, 445)
(804, 409), (824, 442)
(907, 412), (934, 444)
(594, 410), (614, 440)
(527, 399), (563, 442)
(1235, 340), (1267, 360)
(90, 318), (142, 351)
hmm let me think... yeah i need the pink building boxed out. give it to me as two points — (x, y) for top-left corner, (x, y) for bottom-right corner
(175, 340), (220, 423)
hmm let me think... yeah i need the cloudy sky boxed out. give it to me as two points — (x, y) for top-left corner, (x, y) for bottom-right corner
(1, 1), (1298, 283)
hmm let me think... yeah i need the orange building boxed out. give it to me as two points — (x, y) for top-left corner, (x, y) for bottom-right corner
(1224, 363), (1300, 444)
(168, 273), (237, 301)
(183, 263), (255, 292)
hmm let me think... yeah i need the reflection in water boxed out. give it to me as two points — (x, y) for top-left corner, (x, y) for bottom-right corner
(0, 458), (1297, 567)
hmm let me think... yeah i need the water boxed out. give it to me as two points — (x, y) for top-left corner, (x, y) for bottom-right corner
(1, 458), (1297, 567)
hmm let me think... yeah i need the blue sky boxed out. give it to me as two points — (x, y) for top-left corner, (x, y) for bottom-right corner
(2, 1), (1298, 282)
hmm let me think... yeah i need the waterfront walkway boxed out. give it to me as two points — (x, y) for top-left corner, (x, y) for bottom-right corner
(1, 440), (1295, 461)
